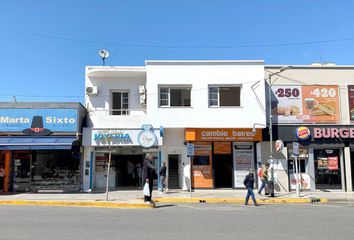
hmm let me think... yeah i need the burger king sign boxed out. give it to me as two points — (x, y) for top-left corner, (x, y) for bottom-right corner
(296, 126), (311, 141)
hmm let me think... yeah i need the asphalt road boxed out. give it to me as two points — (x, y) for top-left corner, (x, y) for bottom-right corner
(0, 203), (353, 240)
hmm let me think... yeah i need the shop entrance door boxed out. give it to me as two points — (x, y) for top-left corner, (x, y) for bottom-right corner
(314, 149), (342, 190)
(113, 154), (144, 189)
(13, 151), (32, 192)
(168, 154), (179, 189)
(214, 154), (233, 188)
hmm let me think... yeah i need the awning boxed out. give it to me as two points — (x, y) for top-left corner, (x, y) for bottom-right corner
(0, 137), (77, 150)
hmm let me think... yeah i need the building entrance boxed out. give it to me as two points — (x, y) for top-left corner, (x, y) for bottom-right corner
(112, 154), (144, 188)
(214, 154), (233, 188)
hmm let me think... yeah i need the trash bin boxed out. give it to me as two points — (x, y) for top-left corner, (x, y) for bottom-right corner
(265, 181), (274, 196)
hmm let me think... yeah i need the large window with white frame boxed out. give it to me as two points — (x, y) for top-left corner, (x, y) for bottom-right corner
(209, 85), (241, 107)
(159, 86), (191, 107)
(111, 91), (129, 115)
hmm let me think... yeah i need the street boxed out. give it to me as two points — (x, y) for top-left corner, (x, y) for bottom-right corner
(0, 203), (353, 240)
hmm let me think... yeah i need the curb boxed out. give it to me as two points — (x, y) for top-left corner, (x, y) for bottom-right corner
(0, 200), (155, 209)
(154, 197), (328, 204)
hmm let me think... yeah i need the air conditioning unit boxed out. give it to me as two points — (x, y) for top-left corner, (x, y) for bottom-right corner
(86, 86), (98, 95)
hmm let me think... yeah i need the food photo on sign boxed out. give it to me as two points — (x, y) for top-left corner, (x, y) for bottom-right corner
(271, 85), (339, 124)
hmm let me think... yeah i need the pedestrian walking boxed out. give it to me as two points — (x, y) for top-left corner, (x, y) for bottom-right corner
(159, 161), (168, 193)
(243, 169), (258, 206)
(142, 153), (157, 204)
(258, 162), (270, 195)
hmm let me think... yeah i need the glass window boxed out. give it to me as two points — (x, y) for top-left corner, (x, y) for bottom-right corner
(209, 86), (241, 107)
(192, 156), (210, 165)
(112, 92), (129, 115)
(314, 149), (341, 189)
(159, 86), (191, 107)
(287, 147), (308, 174)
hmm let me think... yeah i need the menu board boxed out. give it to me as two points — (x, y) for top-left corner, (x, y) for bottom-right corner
(318, 156), (338, 170)
(233, 143), (254, 188)
(271, 85), (339, 124)
(348, 85), (354, 122)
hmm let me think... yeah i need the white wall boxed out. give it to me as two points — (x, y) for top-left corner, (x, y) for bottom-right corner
(85, 68), (148, 128)
(146, 61), (266, 128)
(161, 128), (189, 190)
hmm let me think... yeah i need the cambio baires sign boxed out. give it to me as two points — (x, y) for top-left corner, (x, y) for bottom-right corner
(185, 128), (262, 142)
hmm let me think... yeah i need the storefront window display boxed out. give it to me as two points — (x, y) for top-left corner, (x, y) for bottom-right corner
(13, 150), (80, 192)
(314, 149), (341, 189)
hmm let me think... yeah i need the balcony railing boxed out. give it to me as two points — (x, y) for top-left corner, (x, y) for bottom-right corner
(88, 108), (147, 116)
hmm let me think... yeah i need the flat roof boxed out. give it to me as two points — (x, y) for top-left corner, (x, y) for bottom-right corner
(0, 102), (84, 109)
(145, 60), (264, 65)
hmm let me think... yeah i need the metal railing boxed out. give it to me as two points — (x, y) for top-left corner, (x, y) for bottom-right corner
(88, 108), (147, 116)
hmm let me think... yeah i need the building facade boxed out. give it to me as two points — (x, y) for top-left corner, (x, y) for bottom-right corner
(262, 65), (354, 193)
(0, 102), (86, 192)
(82, 61), (266, 191)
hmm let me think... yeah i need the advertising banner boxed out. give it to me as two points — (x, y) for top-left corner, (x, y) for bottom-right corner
(348, 85), (354, 122)
(271, 85), (339, 124)
(0, 109), (78, 133)
(290, 173), (311, 190)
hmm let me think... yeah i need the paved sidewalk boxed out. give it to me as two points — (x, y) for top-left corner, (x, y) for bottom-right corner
(1, 189), (352, 208)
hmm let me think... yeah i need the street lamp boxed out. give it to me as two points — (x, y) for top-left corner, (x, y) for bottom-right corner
(267, 66), (292, 197)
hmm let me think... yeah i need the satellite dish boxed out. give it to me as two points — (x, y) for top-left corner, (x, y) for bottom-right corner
(98, 49), (110, 66)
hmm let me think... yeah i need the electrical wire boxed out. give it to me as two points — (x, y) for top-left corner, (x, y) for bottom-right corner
(1, 27), (353, 49)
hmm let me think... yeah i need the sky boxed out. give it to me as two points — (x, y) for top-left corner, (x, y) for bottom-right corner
(0, 1), (353, 103)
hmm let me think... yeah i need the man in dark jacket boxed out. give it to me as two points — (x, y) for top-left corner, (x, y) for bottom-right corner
(142, 153), (156, 203)
(243, 169), (258, 206)
(159, 161), (167, 193)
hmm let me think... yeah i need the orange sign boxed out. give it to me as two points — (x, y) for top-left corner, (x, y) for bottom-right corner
(185, 128), (262, 142)
(301, 86), (339, 123)
(192, 142), (213, 188)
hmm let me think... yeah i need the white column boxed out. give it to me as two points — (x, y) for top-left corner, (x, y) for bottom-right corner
(344, 147), (352, 192)
(308, 148), (316, 191)
(340, 147), (353, 192)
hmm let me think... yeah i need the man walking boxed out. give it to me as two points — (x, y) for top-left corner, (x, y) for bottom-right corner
(142, 154), (156, 204)
(258, 162), (270, 195)
(159, 161), (167, 193)
(243, 169), (258, 206)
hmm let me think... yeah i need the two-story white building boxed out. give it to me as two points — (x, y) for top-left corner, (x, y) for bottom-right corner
(82, 60), (266, 192)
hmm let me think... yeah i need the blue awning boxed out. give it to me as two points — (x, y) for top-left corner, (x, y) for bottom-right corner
(0, 137), (77, 150)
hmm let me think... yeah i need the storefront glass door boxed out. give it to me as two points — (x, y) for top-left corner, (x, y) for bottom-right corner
(13, 151), (32, 192)
(314, 149), (342, 190)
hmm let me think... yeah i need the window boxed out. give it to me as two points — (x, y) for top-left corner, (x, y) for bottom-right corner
(159, 86), (191, 107)
(209, 86), (241, 107)
(111, 91), (129, 115)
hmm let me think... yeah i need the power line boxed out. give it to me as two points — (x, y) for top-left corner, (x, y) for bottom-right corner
(1, 27), (353, 49)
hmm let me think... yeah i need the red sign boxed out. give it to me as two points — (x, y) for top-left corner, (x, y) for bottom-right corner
(328, 157), (338, 170)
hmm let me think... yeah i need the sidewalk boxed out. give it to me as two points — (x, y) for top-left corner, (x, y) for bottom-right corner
(0, 189), (353, 208)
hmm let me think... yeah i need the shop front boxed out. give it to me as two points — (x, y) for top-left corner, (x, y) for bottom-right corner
(276, 125), (353, 192)
(0, 103), (85, 192)
(185, 128), (262, 189)
(83, 125), (163, 191)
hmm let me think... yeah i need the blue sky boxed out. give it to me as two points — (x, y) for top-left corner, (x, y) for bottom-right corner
(0, 1), (353, 103)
